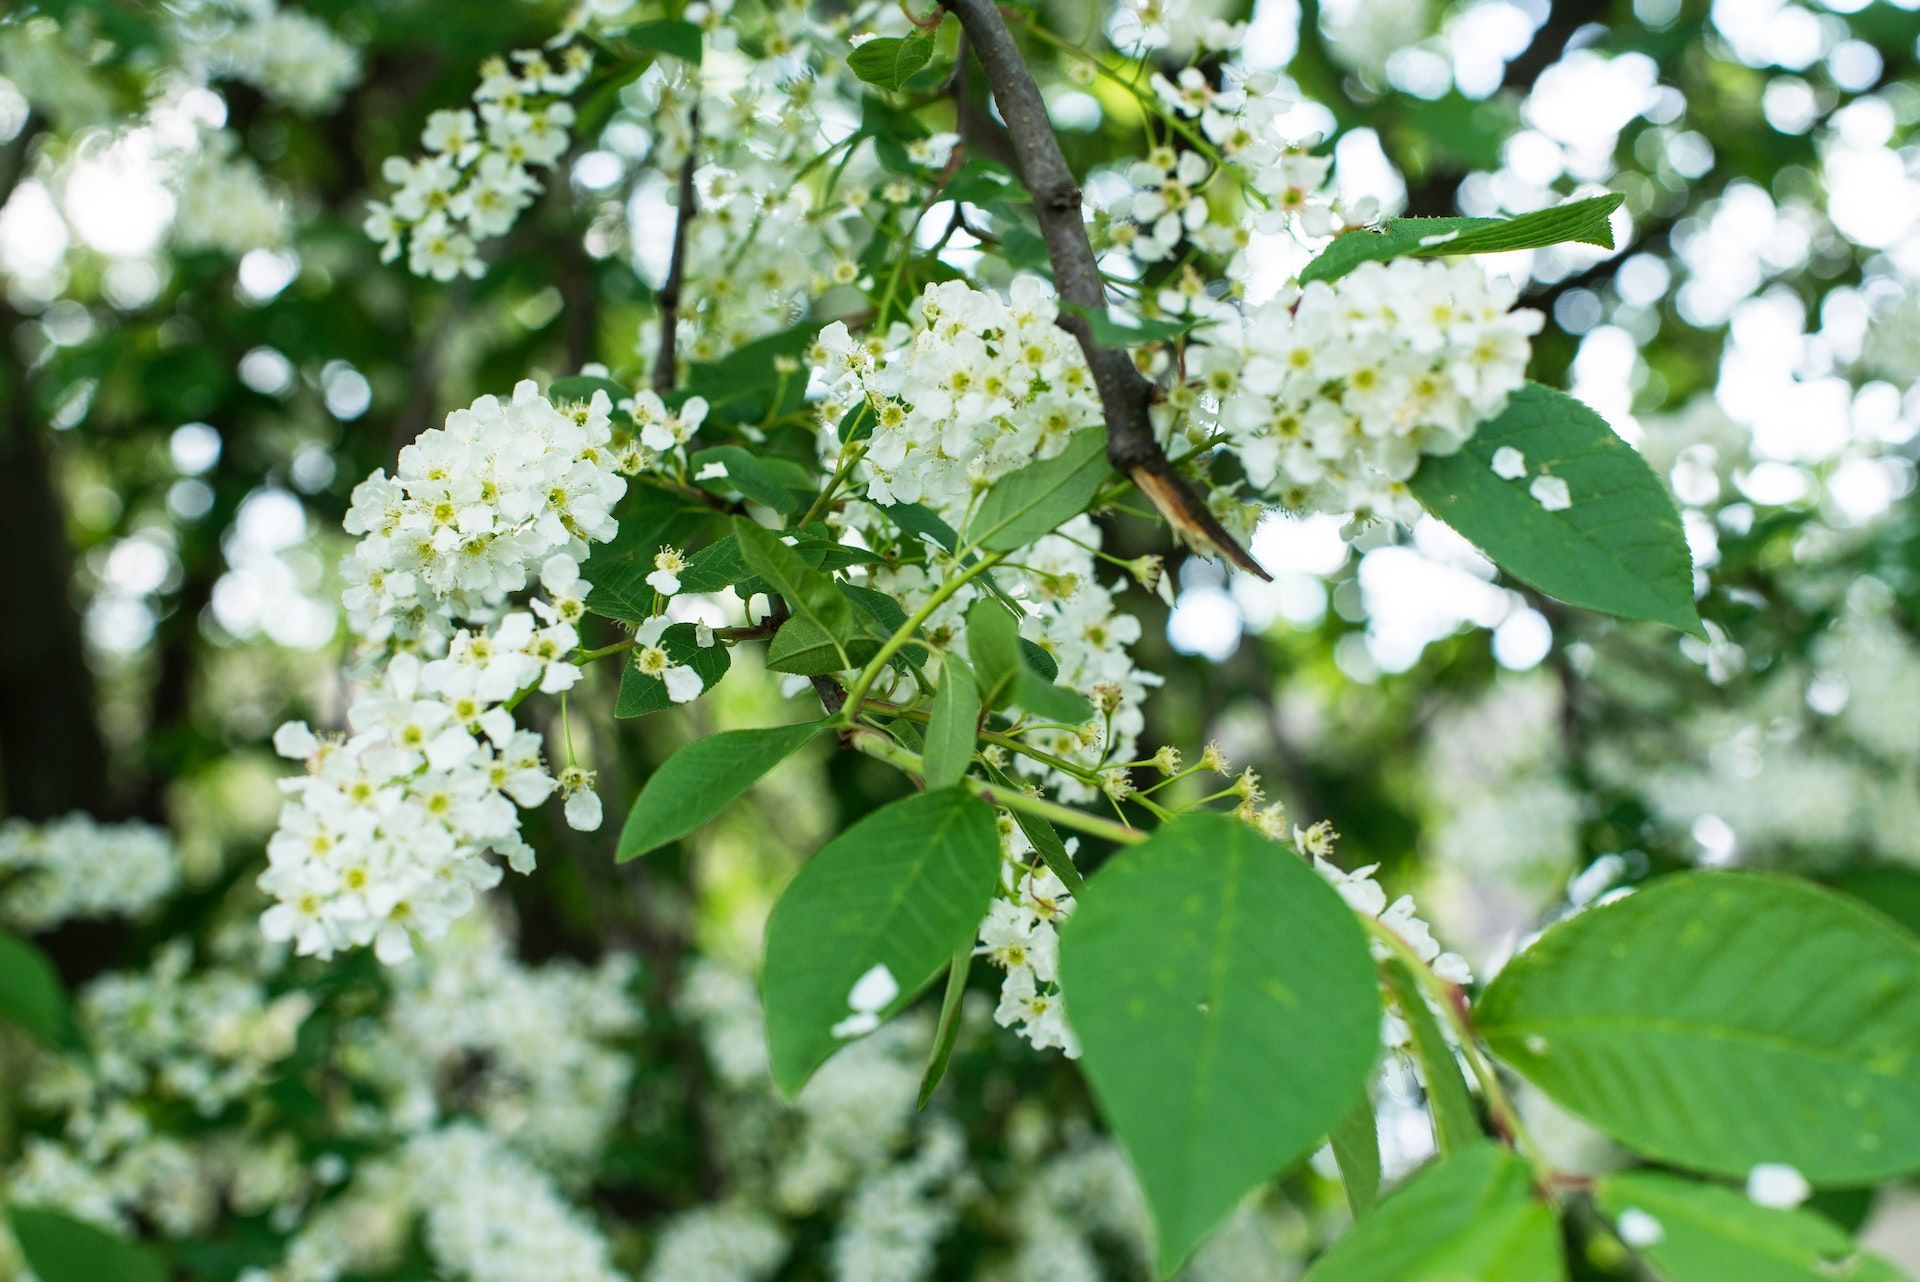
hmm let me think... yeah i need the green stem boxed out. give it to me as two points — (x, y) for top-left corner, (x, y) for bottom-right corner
(839, 549), (1009, 716)
(575, 639), (637, 664)
(847, 726), (1146, 847)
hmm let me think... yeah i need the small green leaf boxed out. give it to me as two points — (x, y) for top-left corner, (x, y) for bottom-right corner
(764, 616), (881, 675)
(917, 947), (972, 1107)
(548, 373), (630, 403)
(9, 1207), (167, 1282)
(626, 17), (703, 63)
(941, 158), (1028, 205)
(923, 655), (981, 789)
(1829, 866), (1920, 938)
(848, 31), (936, 92)
(1382, 960), (1480, 1154)
(1410, 383), (1702, 635)
(1061, 302), (1210, 347)
(763, 788), (1002, 1096)
(690, 446), (817, 514)
(1302, 1143), (1564, 1282)
(965, 429), (1111, 552)
(615, 722), (824, 861)
(1478, 871), (1920, 1184)
(0, 930), (79, 1048)
(1329, 1095), (1383, 1218)
(732, 518), (859, 668)
(1596, 1171), (1906, 1282)
(966, 598), (1024, 711)
(1300, 193), (1623, 285)
(1061, 814), (1381, 1274)
(614, 623), (731, 717)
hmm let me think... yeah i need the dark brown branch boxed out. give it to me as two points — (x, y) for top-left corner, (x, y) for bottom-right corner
(652, 108), (700, 395)
(942, 0), (1268, 579)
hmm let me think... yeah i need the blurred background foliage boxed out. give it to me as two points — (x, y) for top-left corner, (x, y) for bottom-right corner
(1, 0), (1918, 1277)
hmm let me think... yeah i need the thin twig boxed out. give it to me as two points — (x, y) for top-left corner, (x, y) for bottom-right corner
(653, 107), (700, 394)
(941, 0), (1268, 579)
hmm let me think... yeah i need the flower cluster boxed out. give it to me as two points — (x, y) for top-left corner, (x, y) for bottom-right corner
(0, 814), (179, 931)
(195, 0), (361, 114)
(1207, 258), (1543, 520)
(171, 130), (288, 255)
(364, 45), (591, 279)
(814, 277), (1106, 522)
(339, 381), (624, 648)
(977, 823), (1081, 1056)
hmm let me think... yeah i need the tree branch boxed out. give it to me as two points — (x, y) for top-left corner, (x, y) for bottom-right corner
(942, 0), (1268, 579)
(652, 107), (700, 395)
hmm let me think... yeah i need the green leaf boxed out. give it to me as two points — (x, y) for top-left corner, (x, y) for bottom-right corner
(8, 1207), (167, 1282)
(1478, 871), (1920, 1184)
(1382, 959), (1480, 1153)
(917, 947), (972, 1107)
(1302, 1144), (1565, 1282)
(548, 373), (630, 403)
(627, 17), (703, 63)
(941, 158), (1028, 206)
(1829, 866), (1920, 938)
(965, 428), (1111, 552)
(1299, 193), (1623, 285)
(763, 788), (1002, 1097)
(848, 31), (936, 91)
(923, 654), (981, 789)
(615, 722), (825, 861)
(1060, 814), (1381, 1274)
(1409, 383), (1702, 636)
(732, 518), (859, 669)
(1597, 1171), (1906, 1282)
(0, 930), (79, 1048)
(614, 623), (731, 717)
(966, 597), (1024, 711)
(764, 616), (881, 675)
(1329, 1095), (1383, 1218)
(690, 446), (817, 514)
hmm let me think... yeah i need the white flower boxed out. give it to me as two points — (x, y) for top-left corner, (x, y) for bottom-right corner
(646, 546), (685, 595)
(1746, 1163), (1810, 1208)
(563, 785), (603, 832)
(1530, 474), (1573, 511)
(1616, 1208), (1664, 1248)
(1491, 445), (1528, 479)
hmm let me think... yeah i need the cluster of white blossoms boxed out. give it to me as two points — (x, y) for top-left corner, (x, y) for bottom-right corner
(190, 0), (362, 113)
(1207, 258), (1543, 520)
(977, 823), (1082, 1056)
(364, 43), (591, 279)
(0, 814), (179, 931)
(339, 381), (624, 647)
(265, 381), (625, 964)
(170, 130), (289, 255)
(814, 277), (1106, 522)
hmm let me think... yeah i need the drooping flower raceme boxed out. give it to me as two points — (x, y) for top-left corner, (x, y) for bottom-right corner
(1208, 258), (1543, 520)
(265, 382), (625, 963)
(0, 814), (179, 931)
(364, 44), (592, 279)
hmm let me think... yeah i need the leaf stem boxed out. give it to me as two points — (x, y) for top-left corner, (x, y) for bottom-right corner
(838, 549), (1009, 717)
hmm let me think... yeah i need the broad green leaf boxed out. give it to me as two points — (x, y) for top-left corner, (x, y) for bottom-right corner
(1410, 383), (1702, 636)
(917, 947), (972, 1107)
(764, 616), (881, 675)
(882, 501), (959, 552)
(1302, 1144), (1564, 1282)
(615, 722), (824, 861)
(677, 534), (883, 597)
(732, 518), (859, 668)
(848, 31), (936, 92)
(1478, 871), (1920, 1184)
(763, 788), (1001, 1096)
(923, 654), (981, 788)
(1300, 193), (1623, 285)
(627, 17), (702, 63)
(1597, 1171), (1905, 1282)
(1329, 1094), (1383, 1218)
(0, 930), (79, 1048)
(581, 488), (713, 622)
(1060, 814), (1381, 1274)
(966, 429), (1111, 552)
(1829, 866), (1920, 938)
(690, 446), (816, 514)
(964, 599), (1090, 722)
(8, 1207), (166, 1282)
(614, 623), (731, 717)
(1382, 959), (1480, 1153)
(548, 373), (630, 403)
